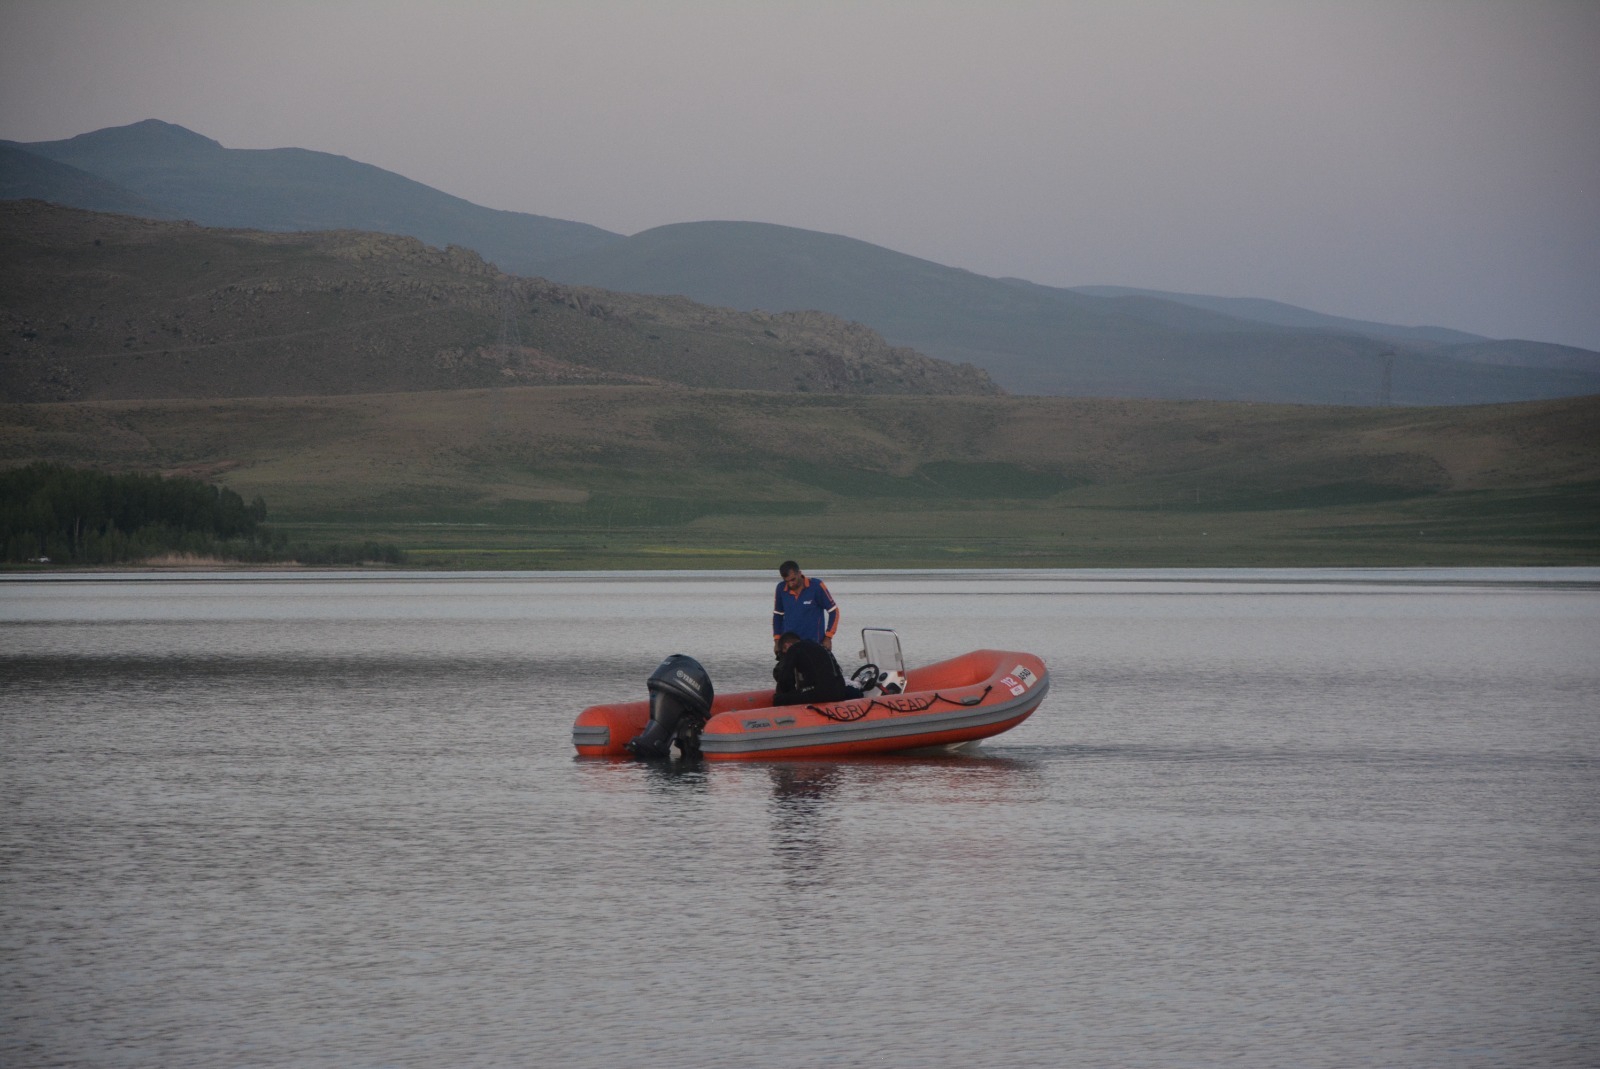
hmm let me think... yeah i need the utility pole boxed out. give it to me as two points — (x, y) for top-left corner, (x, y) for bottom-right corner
(490, 276), (523, 438)
(498, 276), (523, 363)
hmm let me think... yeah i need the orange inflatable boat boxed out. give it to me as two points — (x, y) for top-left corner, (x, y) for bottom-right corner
(572, 631), (1048, 760)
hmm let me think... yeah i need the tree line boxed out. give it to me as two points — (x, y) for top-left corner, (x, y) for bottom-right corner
(1, 464), (403, 566)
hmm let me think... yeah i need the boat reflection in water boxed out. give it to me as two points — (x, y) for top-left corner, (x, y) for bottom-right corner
(761, 753), (1046, 889)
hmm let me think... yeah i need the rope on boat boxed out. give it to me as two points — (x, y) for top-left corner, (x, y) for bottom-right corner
(806, 684), (994, 722)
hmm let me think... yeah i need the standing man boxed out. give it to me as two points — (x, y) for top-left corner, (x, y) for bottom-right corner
(772, 560), (839, 654)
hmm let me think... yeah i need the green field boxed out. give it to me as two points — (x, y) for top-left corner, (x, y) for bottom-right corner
(4, 386), (1596, 569)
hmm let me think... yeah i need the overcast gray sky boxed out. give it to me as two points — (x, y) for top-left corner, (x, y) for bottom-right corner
(3, 0), (1597, 349)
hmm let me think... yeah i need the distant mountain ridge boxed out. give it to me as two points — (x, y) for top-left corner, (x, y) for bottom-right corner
(1067, 285), (1487, 347)
(5, 119), (1598, 405)
(546, 221), (1600, 405)
(0, 142), (181, 220)
(6, 119), (624, 275)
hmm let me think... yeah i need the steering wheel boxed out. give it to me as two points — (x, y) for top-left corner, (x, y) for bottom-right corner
(850, 663), (882, 690)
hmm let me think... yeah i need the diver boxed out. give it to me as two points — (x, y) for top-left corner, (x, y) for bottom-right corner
(772, 631), (864, 706)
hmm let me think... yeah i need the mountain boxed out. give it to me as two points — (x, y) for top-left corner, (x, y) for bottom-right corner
(1067, 285), (1487, 347)
(0, 201), (996, 403)
(0, 142), (181, 220)
(1436, 339), (1600, 375)
(546, 221), (1600, 405)
(1069, 285), (1600, 375)
(8, 120), (1598, 405)
(11, 120), (623, 275)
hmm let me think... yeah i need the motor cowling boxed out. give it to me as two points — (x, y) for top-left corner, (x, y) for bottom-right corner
(625, 654), (716, 759)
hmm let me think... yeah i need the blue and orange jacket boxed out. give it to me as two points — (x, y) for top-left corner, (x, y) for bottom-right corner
(773, 577), (839, 645)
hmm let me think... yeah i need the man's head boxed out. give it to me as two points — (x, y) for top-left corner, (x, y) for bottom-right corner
(779, 560), (805, 593)
(777, 631), (802, 653)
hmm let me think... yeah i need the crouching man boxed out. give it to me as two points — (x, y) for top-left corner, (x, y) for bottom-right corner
(773, 631), (863, 706)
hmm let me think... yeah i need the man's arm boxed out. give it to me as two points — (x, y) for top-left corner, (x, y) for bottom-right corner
(773, 584), (786, 646)
(818, 580), (839, 648)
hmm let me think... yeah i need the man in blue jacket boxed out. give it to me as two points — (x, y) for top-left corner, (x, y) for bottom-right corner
(772, 560), (840, 654)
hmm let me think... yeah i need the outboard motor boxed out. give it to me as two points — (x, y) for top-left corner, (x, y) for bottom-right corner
(625, 654), (715, 759)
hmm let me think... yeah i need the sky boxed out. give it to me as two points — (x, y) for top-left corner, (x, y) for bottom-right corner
(2, 0), (1598, 350)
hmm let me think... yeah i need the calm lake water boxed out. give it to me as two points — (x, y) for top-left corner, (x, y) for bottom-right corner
(2, 568), (1597, 1068)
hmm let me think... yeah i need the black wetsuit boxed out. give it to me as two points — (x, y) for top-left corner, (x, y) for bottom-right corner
(773, 638), (862, 706)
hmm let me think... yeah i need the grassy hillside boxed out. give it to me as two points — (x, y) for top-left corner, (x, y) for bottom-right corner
(4, 387), (1594, 568)
(548, 221), (1600, 406)
(14, 120), (621, 273)
(0, 201), (996, 402)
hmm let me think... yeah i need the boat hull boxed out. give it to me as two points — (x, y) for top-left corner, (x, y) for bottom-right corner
(572, 649), (1048, 760)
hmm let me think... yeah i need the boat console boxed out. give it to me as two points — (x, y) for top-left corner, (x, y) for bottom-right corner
(855, 627), (907, 695)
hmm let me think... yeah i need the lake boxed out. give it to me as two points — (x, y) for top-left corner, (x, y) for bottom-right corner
(2, 568), (1597, 1068)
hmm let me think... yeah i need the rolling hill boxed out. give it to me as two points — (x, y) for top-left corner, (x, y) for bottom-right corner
(0, 201), (996, 403)
(0, 142), (180, 221)
(546, 222), (1600, 405)
(0, 204), (1593, 567)
(1071, 285), (1600, 374)
(3, 385), (1595, 567)
(4, 128), (1595, 569)
(8, 119), (1597, 406)
(4, 119), (622, 274)
(1068, 285), (1488, 346)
